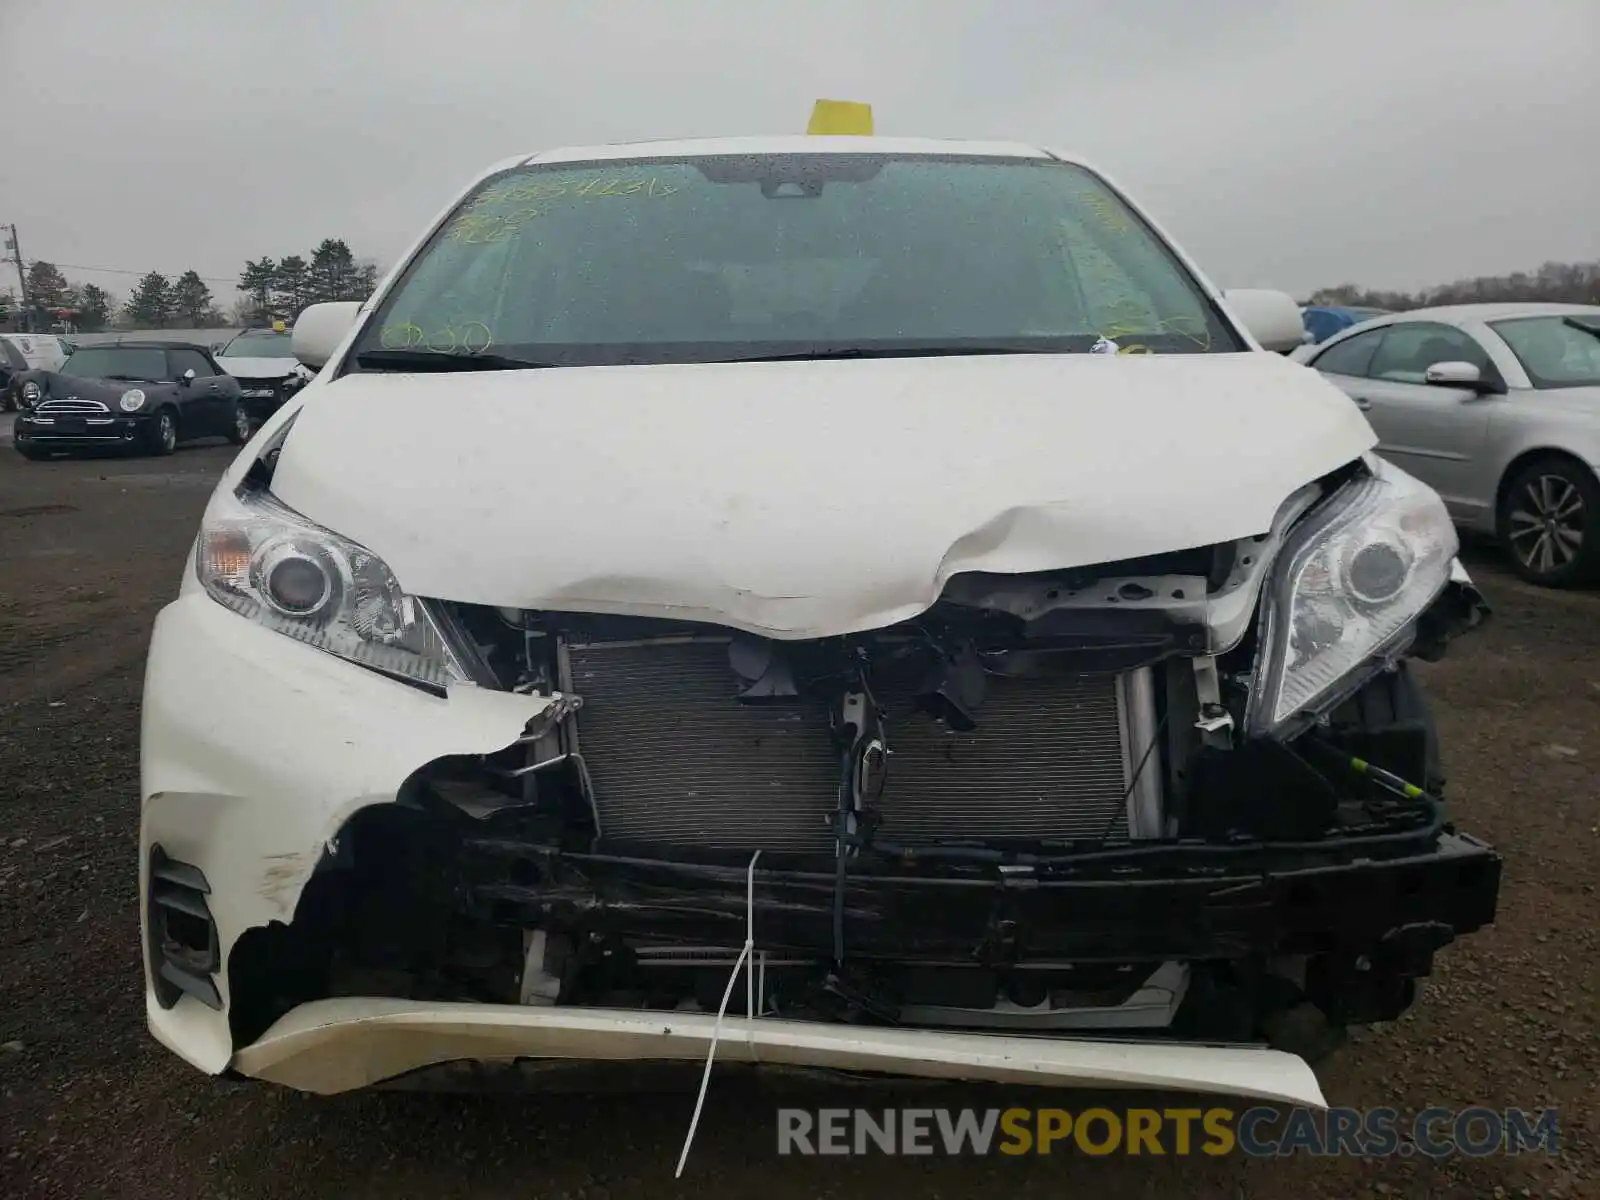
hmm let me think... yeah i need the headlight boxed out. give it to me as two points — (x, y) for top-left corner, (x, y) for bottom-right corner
(119, 388), (147, 412)
(1246, 457), (1457, 735)
(21, 380), (41, 404)
(195, 486), (469, 689)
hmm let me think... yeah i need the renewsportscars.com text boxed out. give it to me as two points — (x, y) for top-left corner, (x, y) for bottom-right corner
(776, 1106), (1560, 1159)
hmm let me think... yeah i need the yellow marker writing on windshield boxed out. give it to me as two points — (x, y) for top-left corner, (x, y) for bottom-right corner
(378, 322), (495, 354)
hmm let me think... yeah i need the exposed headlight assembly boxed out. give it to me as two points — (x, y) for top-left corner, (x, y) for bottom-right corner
(196, 487), (469, 689)
(1247, 457), (1457, 736)
(21, 380), (42, 405)
(119, 388), (147, 412)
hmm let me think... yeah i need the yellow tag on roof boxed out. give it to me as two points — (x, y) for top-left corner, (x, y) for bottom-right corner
(271, 319), (287, 333)
(807, 99), (874, 135)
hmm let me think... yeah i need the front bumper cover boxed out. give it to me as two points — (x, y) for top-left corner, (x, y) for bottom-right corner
(16, 410), (153, 446)
(237, 385), (295, 423)
(140, 589), (1499, 1100)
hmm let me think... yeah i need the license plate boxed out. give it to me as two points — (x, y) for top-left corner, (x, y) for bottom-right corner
(243, 388), (275, 398)
(58, 419), (86, 434)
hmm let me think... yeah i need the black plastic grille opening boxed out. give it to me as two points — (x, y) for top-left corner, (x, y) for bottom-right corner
(148, 846), (223, 1010)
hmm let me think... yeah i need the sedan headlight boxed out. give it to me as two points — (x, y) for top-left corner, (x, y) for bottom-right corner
(119, 388), (147, 412)
(196, 486), (469, 689)
(1247, 457), (1457, 735)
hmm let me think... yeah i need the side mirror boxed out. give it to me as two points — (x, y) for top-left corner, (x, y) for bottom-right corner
(212, 342), (227, 354)
(181, 368), (197, 384)
(1426, 361), (1504, 394)
(1220, 289), (1306, 353)
(1425, 361), (1483, 388)
(291, 301), (363, 370)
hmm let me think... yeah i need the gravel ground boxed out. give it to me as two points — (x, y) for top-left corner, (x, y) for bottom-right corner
(1, 443), (1595, 1199)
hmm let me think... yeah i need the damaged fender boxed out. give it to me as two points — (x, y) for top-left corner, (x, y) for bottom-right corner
(140, 592), (556, 1073)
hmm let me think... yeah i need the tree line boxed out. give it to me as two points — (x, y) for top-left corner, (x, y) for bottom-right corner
(0, 260), (226, 331)
(237, 239), (380, 325)
(0, 237), (379, 333)
(1, 262), (119, 331)
(1307, 259), (1600, 310)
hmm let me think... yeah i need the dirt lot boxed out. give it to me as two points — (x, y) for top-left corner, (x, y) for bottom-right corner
(1, 442), (1595, 1199)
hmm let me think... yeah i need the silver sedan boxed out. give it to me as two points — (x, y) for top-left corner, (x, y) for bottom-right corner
(1297, 302), (1600, 586)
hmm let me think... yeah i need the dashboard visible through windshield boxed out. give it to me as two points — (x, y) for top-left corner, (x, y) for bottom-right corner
(352, 153), (1242, 370)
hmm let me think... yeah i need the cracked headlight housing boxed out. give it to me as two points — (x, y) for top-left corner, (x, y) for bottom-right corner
(1247, 457), (1457, 736)
(196, 486), (469, 689)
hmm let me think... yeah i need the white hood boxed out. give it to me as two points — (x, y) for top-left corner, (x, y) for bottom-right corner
(219, 357), (300, 380)
(270, 352), (1376, 638)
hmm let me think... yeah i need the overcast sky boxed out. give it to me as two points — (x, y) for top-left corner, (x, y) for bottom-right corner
(2, 0), (1595, 305)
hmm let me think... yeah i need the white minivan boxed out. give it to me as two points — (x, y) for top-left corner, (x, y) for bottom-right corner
(139, 128), (1498, 1110)
(1, 333), (70, 410)
(1, 332), (70, 373)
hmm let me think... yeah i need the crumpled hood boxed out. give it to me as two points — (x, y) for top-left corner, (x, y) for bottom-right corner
(269, 352), (1377, 638)
(219, 357), (300, 380)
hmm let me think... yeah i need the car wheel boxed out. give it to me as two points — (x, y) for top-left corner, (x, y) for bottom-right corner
(228, 404), (252, 445)
(147, 409), (178, 457)
(1497, 455), (1600, 586)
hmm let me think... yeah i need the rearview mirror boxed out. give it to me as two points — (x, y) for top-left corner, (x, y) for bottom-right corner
(291, 301), (364, 370)
(1425, 361), (1482, 388)
(1220, 289), (1305, 353)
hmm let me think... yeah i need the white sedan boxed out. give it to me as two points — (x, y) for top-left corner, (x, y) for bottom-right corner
(1299, 303), (1600, 586)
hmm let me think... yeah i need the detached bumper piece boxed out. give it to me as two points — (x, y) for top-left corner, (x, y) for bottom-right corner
(233, 999), (1329, 1104)
(147, 846), (223, 1010)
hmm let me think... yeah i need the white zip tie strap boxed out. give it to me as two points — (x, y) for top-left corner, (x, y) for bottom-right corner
(674, 849), (762, 1179)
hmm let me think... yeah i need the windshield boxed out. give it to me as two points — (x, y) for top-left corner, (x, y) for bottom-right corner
(1491, 316), (1600, 389)
(61, 347), (169, 381)
(221, 331), (296, 359)
(353, 153), (1240, 369)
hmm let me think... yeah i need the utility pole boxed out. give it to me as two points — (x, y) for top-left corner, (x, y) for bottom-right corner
(3, 223), (31, 331)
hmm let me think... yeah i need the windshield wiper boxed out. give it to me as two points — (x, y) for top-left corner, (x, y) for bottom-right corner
(352, 349), (558, 372)
(712, 345), (1075, 364)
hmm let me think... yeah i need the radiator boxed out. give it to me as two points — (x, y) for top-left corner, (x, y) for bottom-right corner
(567, 637), (1158, 854)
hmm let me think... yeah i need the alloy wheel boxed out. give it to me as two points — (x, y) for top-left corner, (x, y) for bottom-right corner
(159, 413), (177, 452)
(1506, 473), (1585, 576)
